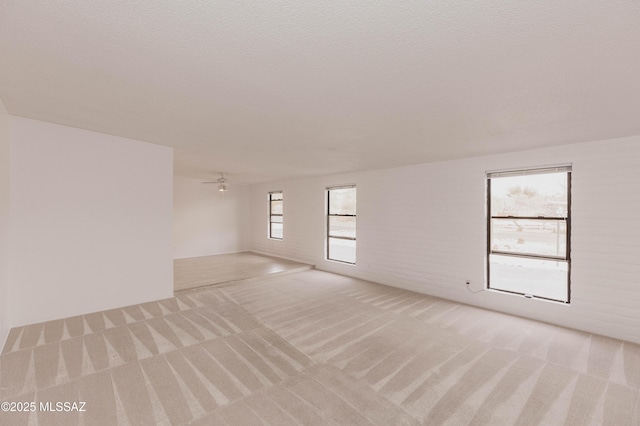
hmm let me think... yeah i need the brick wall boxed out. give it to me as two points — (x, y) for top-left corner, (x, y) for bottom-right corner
(248, 134), (640, 343)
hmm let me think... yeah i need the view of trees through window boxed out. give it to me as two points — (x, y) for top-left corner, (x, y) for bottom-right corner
(488, 168), (571, 302)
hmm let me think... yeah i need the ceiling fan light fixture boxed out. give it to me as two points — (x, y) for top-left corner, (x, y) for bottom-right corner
(218, 183), (228, 192)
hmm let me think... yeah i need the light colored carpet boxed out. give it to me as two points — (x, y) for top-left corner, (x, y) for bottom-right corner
(174, 252), (312, 292)
(1, 269), (639, 425)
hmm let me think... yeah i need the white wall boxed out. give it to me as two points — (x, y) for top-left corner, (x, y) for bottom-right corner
(8, 117), (174, 327)
(173, 176), (249, 259)
(249, 135), (640, 344)
(0, 99), (10, 348)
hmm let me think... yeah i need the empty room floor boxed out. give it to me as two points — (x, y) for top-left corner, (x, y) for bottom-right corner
(174, 252), (312, 292)
(1, 270), (639, 425)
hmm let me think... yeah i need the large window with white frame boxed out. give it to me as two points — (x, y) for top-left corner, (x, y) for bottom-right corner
(327, 186), (356, 264)
(487, 165), (571, 303)
(269, 191), (283, 239)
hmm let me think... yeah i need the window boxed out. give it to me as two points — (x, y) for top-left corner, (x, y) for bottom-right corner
(327, 186), (356, 264)
(487, 166), (571, 303)
(269, 191), (283, 239)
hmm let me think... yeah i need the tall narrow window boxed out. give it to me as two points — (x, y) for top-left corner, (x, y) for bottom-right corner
(487, 165), (571, 303)
(269, 191), (283, 239)
(327, 186), (356, 264)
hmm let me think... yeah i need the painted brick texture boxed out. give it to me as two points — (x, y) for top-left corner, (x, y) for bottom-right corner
(248, 135), (640, 344)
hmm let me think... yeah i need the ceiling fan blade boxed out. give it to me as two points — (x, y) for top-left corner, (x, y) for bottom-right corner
(202, 173), (249, 187)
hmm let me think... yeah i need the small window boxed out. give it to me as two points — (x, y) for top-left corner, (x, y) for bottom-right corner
(269, 191), (283, 239)
(487, 166), (571, 303)
(327, 186), (356, 264)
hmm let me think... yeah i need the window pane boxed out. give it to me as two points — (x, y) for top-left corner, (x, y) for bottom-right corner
(329, 216), (356, 238)
(329, 187), (356, 215)
(270, 215), (283, 223)
(491, 172), (568, 217)
(491, 219), (566, 258)
(271, 200), (283, 214)
(270, 223), (283, 239)
(489, 255), (568, 302)
(270, 192), (282, 201)
(328, 237), (356, 263)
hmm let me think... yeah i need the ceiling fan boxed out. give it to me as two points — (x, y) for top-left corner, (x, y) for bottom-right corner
(201, 173), (246, 192)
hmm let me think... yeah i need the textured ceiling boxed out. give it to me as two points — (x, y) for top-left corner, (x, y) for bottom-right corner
(1, 1), (639, 183)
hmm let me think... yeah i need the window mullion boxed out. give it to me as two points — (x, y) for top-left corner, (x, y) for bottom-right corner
(487, 167), (571, 303)
(327, 186), (357, 264)
(268, 191), (283, 240)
